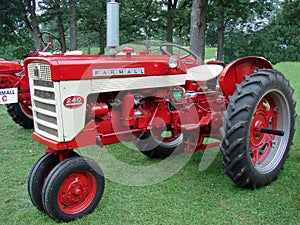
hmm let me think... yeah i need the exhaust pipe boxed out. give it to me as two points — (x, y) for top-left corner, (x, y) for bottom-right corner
(107, 0), (119, 55)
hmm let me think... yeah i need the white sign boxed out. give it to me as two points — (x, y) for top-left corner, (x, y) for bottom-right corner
(0, 88), (18, 104)
(93, 68), (145, 76)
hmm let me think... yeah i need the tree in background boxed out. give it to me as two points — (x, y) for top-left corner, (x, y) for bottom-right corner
(165, 0), (178, 44)
(190, 0), (207, 63)
(69, 0), (77, 50)
(0, 0), (41, 59)
(78, 0), (106, 54)
(223, 0), (299, 64)
(206, 0), (278, 61)
(1, 0), (298, 63)
(39, 0), (68, 52)
(23, 0), (42, 51)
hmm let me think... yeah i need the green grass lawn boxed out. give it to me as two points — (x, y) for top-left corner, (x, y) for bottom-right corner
(0, 62), (299, 225)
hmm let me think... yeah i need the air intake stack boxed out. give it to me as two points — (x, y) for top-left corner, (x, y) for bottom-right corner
(107, 0), (119, 55)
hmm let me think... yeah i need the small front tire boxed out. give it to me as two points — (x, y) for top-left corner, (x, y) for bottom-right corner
(42, 157), (105, 222)
(28, 152), (79, 212)
(28, 154), (59, 212)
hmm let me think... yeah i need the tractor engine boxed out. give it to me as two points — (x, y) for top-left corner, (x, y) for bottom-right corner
(86, 87), (226, 152)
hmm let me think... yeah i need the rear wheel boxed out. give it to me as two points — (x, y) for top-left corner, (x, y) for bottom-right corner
(220, 69), (296, 189)
(6, 102), (33, 129)
(42, 157), (105, 222)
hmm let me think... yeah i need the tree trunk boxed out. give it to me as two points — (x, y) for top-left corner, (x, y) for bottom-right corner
(55, 1), (66, 52)
(166, 0), (178, 44)
(24, 0), (41, 51)
(99, 17), (105, 54)
(69, 0), (77, 50)
(190, 0), (207, 64)
(216, 7), (224, 61)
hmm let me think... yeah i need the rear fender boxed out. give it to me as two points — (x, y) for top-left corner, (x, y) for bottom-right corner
(219, 56), (272, 98)
(0, 61), (23, 74)
(0, 72), (29, 90)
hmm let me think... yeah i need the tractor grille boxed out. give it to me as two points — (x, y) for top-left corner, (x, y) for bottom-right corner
(28, 62), (52, 81)
(29, 62), (62, 141)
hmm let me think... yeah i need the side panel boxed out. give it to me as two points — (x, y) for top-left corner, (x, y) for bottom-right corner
(219, 56), (273, 98)
(91, 74), (186, 93)
(59, 80), (92, 142)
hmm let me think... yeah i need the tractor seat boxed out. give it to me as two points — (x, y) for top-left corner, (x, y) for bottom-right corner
(186, 64), (224, 81)
(64, 50), (84, 55)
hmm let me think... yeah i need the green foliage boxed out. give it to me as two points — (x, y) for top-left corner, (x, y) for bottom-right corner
(0, 28), (34, 60)
(224, 0), (300, 63)
(0, 0), (298, 61)
(0, 0), (34, 59)
(77, 0), (106, 48)
(206, 0), (278, 46)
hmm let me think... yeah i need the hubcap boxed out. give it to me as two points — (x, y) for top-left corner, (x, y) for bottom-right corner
(250, 96), (276, 165)
(58, 171), (97, 214)
(249, 90), (290, 174)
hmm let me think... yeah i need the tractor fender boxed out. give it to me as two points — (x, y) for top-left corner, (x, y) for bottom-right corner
(0, 60), (23, 74)
(219, 56), (272, 98)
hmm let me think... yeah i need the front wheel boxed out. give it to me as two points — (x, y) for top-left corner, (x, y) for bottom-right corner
(220, 69), (296, 189)
(28, 152), (79, 212)
(28, 154), (59, 212)
(42, 157), (105, 222)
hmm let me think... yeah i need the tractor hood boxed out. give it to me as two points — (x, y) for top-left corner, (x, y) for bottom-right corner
(24, 54), (187, 82)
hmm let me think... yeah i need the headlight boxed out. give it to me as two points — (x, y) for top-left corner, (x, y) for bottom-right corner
(168, 56), (178, 68)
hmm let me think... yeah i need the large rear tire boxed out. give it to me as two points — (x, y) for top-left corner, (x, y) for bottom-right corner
(220, 69), (296, 189)
(6, 102), (33, 129)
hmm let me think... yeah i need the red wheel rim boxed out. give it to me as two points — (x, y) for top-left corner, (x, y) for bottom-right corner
(19, 102), (33, 117)
(249, 95), (277, 166)
(57, 171), (97, 214)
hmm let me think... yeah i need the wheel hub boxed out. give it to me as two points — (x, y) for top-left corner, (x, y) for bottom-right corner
(58, 171), (97, 214)
(249, 96), (277, 165)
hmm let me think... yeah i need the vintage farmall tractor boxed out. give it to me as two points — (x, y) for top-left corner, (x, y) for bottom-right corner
(0, 32), (62, 129)
(25, 1), (296, 222)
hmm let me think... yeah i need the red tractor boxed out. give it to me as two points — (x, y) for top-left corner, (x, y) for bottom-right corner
(24, 2), (296, 222)
(0, 32), (62, 129)
(0, 59), (32, 128)
(24, 43), (296, 221)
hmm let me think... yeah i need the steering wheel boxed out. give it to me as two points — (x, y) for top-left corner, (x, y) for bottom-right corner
(160, 43), (198, 65)
(41, 31), (63, 52)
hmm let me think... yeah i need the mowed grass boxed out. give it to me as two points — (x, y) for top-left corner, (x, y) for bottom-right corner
(0, 62), (299, 225)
